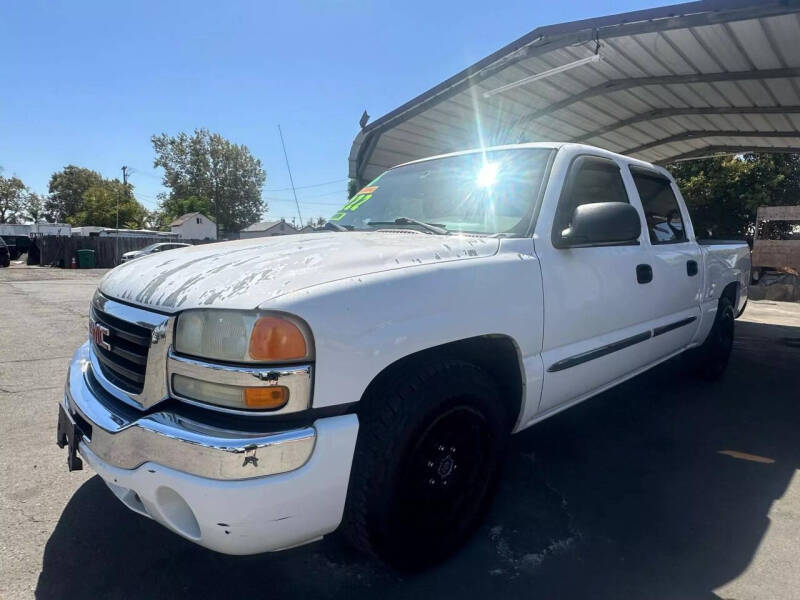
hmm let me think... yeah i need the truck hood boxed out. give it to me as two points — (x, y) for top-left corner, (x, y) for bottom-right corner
(99, 231), (499, 311)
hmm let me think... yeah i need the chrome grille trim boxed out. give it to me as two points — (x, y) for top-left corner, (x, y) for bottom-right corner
(90, 293), (173, 410)
(90, 305), (150, 392)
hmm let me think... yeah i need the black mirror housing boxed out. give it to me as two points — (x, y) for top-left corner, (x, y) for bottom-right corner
(559, 202), (641, 248)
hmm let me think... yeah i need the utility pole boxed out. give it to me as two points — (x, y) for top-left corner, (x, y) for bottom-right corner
(116, 165), (127, 266)
(278, 125), (303, 226)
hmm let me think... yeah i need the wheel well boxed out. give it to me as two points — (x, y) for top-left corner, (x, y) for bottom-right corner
(720, 281), (738, 307)
(357, 335), (524, 431)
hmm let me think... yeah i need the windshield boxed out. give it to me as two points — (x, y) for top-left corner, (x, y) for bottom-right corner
(139, 243), (161, 253)
(331, 148), (552, 235)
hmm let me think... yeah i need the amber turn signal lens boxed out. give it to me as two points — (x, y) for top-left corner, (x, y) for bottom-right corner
(248, 316), (307, 361)
(244, 386), (289, 410)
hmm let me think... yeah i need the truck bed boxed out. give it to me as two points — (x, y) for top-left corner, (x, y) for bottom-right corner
(699, 240), (751, 317)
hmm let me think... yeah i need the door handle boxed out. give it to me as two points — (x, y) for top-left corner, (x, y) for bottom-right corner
(687, 260), (698, 276)
(636, 264), (653, 284)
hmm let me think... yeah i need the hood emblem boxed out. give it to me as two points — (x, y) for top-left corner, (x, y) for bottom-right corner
(89, 319), (111, 351)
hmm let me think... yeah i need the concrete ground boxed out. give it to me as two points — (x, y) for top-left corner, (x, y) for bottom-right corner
(1, 266), (798, 600)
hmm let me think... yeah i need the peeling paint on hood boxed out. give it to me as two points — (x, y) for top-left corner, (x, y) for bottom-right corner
(99, 231), (499, 310)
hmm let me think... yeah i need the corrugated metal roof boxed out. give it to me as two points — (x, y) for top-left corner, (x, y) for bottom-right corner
(349, 0), (800, 185)
(242, 219), (295, 232)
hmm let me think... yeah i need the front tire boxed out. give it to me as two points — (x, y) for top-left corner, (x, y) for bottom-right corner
(343, 359), (509, 570)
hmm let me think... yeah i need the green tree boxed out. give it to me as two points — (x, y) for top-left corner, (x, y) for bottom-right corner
(70, 180), (148, 228)
(46, 165), (103, 222)
(347, 179), (359, 199)
(151, 129), (266, 235)
(0, 175), (27, 223)
(667, 153), (800, 241)
(24, 192), (48, 223)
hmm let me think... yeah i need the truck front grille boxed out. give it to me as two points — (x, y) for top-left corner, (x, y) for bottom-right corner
(90, 305), (152, 394)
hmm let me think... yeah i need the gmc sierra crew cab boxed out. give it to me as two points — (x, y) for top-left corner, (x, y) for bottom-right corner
(57, 143), (750, 569)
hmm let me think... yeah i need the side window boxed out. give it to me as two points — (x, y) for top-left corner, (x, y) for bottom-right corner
(553, 155), (629, 239)
(631, 168), (687, 244)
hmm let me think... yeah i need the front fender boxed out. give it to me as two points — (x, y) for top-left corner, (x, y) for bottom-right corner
(262, 242), (545, 417)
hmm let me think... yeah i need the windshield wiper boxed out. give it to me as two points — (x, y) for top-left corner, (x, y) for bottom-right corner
(324, 221), (353, 232)
(367, 217), (448, 235)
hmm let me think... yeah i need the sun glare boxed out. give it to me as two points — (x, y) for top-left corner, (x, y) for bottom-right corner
(476, 162), (499, 188)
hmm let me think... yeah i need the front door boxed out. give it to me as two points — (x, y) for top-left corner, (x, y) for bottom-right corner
(534, 152), (661, 415)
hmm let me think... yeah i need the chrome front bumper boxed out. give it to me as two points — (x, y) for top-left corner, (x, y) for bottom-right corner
(64, 343), (316, 480)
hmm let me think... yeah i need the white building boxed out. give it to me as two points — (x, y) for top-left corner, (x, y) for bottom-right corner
(170, 212), (217, 240)
(72, 226), (174, 238)
(239, 219), (297, 239)
(1, 223), (71, 237)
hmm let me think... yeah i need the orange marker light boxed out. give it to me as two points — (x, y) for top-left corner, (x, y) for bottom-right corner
(248, 317), (307, 361)
(244, 386), (289, 410)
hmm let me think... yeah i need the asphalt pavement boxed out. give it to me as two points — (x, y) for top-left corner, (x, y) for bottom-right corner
(1, 266), (798, 600)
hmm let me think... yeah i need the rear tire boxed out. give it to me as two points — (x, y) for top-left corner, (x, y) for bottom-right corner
(343, 359), (509, 570)
(685, 296), (735, 380)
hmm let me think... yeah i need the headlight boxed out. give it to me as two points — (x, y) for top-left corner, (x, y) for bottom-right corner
(174, 309), (313, 363)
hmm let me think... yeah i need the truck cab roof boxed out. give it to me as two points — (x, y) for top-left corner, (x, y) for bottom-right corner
(391, 142), (674, 181)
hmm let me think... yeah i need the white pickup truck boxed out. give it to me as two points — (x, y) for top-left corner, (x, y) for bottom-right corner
(57, 143), (750, 569)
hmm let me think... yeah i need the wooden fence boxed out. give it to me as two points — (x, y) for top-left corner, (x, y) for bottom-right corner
(36, 236), (213, 268)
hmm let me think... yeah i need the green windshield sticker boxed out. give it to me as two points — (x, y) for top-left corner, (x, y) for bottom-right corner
(351, 193), (372, 209)
(331, 192), (374, 221)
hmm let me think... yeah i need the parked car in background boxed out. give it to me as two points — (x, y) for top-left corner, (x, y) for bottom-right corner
(120, 242), (191, 263)
(58, 143), (749, 569)
(0, 237), (10, 267)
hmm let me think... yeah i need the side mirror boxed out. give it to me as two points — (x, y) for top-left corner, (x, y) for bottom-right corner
(559, 202), (641, 247)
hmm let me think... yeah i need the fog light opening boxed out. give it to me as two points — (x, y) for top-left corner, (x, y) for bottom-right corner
(155, 486), (201, 540)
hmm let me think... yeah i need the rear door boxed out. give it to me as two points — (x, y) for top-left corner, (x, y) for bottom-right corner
(628, 166), (702, 355)
(534, 151), (662, 414)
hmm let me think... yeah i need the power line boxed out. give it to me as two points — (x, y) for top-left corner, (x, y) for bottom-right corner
(267, 198), (345, 207)
(263, 182), (348, 199)
(127, 167), (163, 181)
(262, 188), (347, 202)
(126, 168), (163, 208)
(128, 163), (346, 207)
(263, 177), (347, 192)
(297, 200), (347, 207)
(136, 196), (160, 203)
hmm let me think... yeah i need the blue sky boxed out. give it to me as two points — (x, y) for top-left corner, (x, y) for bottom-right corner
(1, 0), (661, 225)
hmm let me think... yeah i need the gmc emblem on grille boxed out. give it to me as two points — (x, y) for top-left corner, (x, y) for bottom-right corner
(89, 319), (111, 351)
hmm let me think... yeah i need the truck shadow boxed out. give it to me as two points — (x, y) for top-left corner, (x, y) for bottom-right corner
(36, 319), (799, 600)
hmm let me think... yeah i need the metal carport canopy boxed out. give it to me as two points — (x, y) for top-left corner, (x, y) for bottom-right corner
(349, 0), (800, 186)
